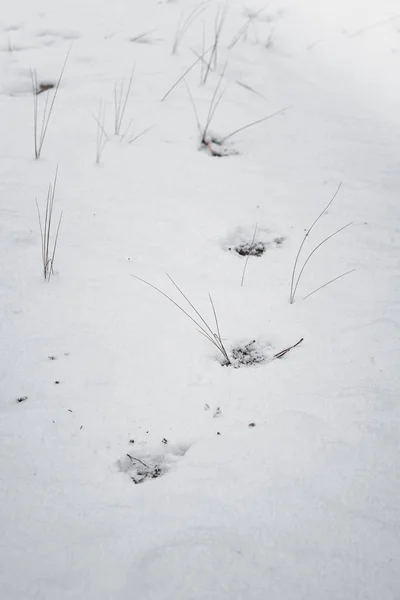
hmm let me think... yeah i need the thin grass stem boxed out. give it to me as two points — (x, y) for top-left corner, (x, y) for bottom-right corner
(303, 269), (355, 301)
(131, 274), (231, 363)
(31, 50), (70, 159)
(221, 106), (291, 143)
(292, 222), (352, 301)
(289, 182), (343, 303)
(241, 223), (258, 287)
(161, 45), (213, 102)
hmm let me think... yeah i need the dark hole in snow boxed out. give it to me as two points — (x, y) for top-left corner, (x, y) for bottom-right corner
(234, 241), (266, 257)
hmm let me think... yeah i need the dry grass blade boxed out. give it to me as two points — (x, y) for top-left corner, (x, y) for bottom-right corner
(289, 182), (343, 303)
(130, 29), (156, 43)
(202, 3), (227, 85)
(165, 276), (230, 361)
(114, 69), (134, 135)
(161, 45), (213, 102)
(204, 60), (229, 137)
(49, 212), (63, 278)
(94, 101), (107, 164)
(200, 23), (206, 83)
(166, 276), (230, 361)
(235, 79), (268, 101)
(303, 269), (356, 300)
(30, 49), (70, 159)
(184, 81), (202, 135)
(166, 274), (220, 341)
(220, 105), (291, 143)
(128, 126), (153, 144)
(291, 221), (353, 302)
(172, 1), (210, 54)
(241, 223), (258, 287)
(131, 274), (231, 364)
(36, 167), (62, 281)
(229, 8), (264, 49)
(208, 293), (230, 363)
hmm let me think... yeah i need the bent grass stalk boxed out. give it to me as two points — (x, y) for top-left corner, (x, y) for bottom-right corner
(289, 182), (353, 303)
(131, 274), (231, 364)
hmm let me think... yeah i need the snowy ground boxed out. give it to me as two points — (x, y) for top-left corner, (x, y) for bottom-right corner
(1, 0), (400, 598)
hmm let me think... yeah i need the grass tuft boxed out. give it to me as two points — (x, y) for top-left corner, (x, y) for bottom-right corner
(30, 50), (70, 160)
(289, 182), (354, 303)
(35, 167), (63, 281)
(114, 69), (134, 136)
(132, 273), (231, 365)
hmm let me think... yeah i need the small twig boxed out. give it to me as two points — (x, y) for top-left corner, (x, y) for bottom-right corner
(274, 338), (303, 359)
(126, 454), (149, 469)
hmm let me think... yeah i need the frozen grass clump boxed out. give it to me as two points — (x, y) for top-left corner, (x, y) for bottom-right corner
(229, 340), (269, 367)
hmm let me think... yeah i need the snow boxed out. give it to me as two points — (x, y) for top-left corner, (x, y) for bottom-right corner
(1, 0), (400, 598)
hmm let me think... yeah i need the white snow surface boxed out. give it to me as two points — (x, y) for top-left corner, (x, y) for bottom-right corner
(1, 0), (400, 598)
